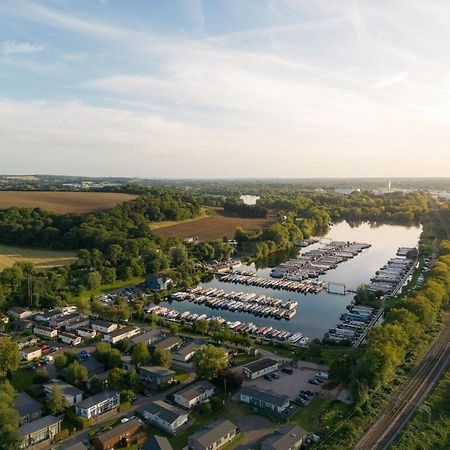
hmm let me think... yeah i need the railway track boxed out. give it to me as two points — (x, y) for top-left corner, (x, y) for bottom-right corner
(354, 314), (450, 450)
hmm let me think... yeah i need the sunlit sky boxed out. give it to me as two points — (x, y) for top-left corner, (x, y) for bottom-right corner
(1, 0), (450, 178)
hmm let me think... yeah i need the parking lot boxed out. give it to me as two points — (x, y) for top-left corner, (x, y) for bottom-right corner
(242, 362), (330, 400)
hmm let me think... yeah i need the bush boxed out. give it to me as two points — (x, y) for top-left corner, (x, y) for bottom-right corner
(54, 429), (69, 442)
(34, 370), (50, 384)
(65, 407), (93, 430)
(119, 401), (131, 412)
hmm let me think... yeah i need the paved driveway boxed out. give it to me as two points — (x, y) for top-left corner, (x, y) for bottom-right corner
(235, 415), (273, 450)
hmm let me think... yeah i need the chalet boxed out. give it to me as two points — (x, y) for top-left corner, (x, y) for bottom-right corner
(152, 336), (182, 352)
(34, 325), (58, 339)
(18, 336), (40, 350)
(34, 309), (64, 323)
(59, 331), (82, 346)
(173, 381), (215, 410)
(7, 306), (33, 320)
(77, 327), (97, 339)
(14, 392), (43, 425)
(261, 424), (307, 450)
(75, 390), (120, 419)
(12, 319), (34, 332)
(142, 400), (188, 434)
(79, 358), (104, 376)
(92, 418), (146, 450)
(131, 329), (163, 346)
(91, 320), (118, 334)
(121, 355), (136, 371)
(44, 379), (83, 406)
(242, 358), (278, 380)
(19, 415), (62, 449)
(65, 317), (91, 331)
(103, 326), (140, 344)
(145, 275), (173, 292)
(139, 366), (175, 386)
(239, 386), (290, 416)
(21, 346), (42, 361)
(172, 342), (200, 363)
(188, 419), (238, 450)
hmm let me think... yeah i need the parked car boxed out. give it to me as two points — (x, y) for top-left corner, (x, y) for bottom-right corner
(264, 374), (274, 381)
(272, 373), (279, 379)
(308, 378), (320, 385)
(281, 367), (293, 375)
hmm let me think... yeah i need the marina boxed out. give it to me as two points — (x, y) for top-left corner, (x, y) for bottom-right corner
(159, 222), (422, 339)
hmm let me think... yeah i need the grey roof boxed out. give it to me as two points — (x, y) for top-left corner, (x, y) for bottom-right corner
(153, 336), (181, 349)
(60, 331), (79, 339)
(131, 329), (162, 344)
(19, 415), (61, 437)
(94, 418), (141, 443)
(76, 390), (118, 409)
(175, 381), (215, 402)
(143, 435), (173, 450)
(21, 345), (41, 354)
(91, 319), (115, 328)
(44, 379), (83, 398)
(189, 419), (237, 447)
(38, 309), (63, 319)
(53, 313), (79, 323)
(240, 385), (289, 408)
(8, 306), (28, 314)
(79, 358), (104, 374)
(243, 357), (278, 373)
(144, 400), (187, 424)
(14, 392), (42, 418)
(173, 342), (200, 358)
(62, 442), (88, 450)
(261, 424), (307, 449)
(139, 365), (175, 377)
(106, 326), (138, 338)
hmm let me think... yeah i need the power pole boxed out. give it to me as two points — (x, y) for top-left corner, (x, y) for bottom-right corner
(27, 275), (33, 307)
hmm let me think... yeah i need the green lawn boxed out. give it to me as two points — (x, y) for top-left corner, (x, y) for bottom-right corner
(231, 353), (260, 366)
(11, 368), (35, 391)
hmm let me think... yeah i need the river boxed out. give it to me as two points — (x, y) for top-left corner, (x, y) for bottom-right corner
(161, 221), (421, 339)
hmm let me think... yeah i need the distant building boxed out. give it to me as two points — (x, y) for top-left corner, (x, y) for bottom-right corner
(21, 346), (42, 361)
(19, 415), (62, 449)
(12, 319), (34, 332)
(44, 379), (84, 406)
(91, 320), (118, 334)
(173, 381), (215, 410)
(188, 419), (238, 450)
(75, 390), (120, 420)
(7, 306), (33, 320)
(14, 392), (43, 425)
(102, 326), (140, 344)
(239, 386), (290, 416)
(145, 275), (173, 292)
(65, 317), (91, 331)
(77, 327), (97, 339)
(242, 358), (278, 380)
(121, 355), (136, 371)
(152, 335), (182, 352)
(17, 336), (40, 350)
(79, 358), (104, 376)
(142, 400), (188, 434)
(131, 329), (163, 346)
(59, 331), (82, 346)
(34, 309), (64, 323)
(143, 435), (173, 450)
(50, 313), (84, 329)
(34, 325), (58, 339)
(261, 424), (307, 450)
(139, 366), (175, 386)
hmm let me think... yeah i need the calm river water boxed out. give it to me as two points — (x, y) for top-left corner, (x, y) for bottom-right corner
(162, 222), (421, 339)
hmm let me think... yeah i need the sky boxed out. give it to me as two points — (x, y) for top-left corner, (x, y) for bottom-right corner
(1, 0), (450, 178)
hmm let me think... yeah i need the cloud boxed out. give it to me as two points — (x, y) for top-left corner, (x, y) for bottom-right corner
(1, 40), (44, 55)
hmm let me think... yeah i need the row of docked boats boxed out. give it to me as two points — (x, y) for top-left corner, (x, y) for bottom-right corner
(324, 304), (378, 344)
(170, 286), (298, 320)
(270, 241), (371, 280)
(218, 273), (325, 294)
(144, 304), (309, 347)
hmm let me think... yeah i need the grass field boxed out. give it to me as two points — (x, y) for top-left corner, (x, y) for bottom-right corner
(154, 208), (276, 240)
(0, 243), (77, 271)
(0, 191), (136, 213)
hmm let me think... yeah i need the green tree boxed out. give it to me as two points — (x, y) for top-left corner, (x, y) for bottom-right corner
(108, 368), (127, 391)
(0, 338), (19, 378)
(89, 374), (104, 395)
(87, 271), (102, 290)
(193, 345), (228, 380)
(66, 361), (88, 387)
(0, 382), (21, 450)
(131, 343), (150, 366)
(106, 349), (122, 369)
(152, 348), (172, 368)
(47, 385), (69, 415)
(54, 354), (68, 372)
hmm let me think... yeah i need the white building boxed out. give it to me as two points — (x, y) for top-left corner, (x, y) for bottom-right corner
(91, 320), (118, 334)
(103, 326), (140, 344)
(34, 325), (58, 339)
(21, 346), (42, 361)
(75, 391), (120, 419)
(44, 380), (83, 406)
(142, 400), (188, 434)
(77, 327), (97, 339)
(242, 358), (278, 380)
(59, 332), (82, 346)
(173, 381), (215, 409)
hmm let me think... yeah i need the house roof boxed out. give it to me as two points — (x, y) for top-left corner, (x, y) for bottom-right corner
(14, 392), (42, 417)
(189, 419), (237, 447)
(143, 435), (173, 450)
(175, 381), (215, 402)
(106, 326), (138, 338)
(240, 386), (289, 408)
(79, 358), (104, 374)
(34, 325), (55, 332)
(60, 331), (80, 339)
(38, 309), (63, 320)
(8, 306), (29, 314)
(53, 313), (79, 323)
(153, 336), (181, 350)
(144, 400), (187, 424)
(243, 358), (278, 373)
(44, 379), (83, 398)
(261, 424), (307, 449)
(139, 365), (175, 377)
(76, 390), (118, 409)
(22, 345), (41, 354)
(94, 418), (141, 445)
(91, 319), (116, 329)
(19, 415), (61, 437)
(173, 342), (200, 358)
(131, 329), (161, 344)
(62, 442), (88, 450)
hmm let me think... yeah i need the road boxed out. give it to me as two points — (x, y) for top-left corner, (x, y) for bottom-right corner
(354, 315), (450, 449)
